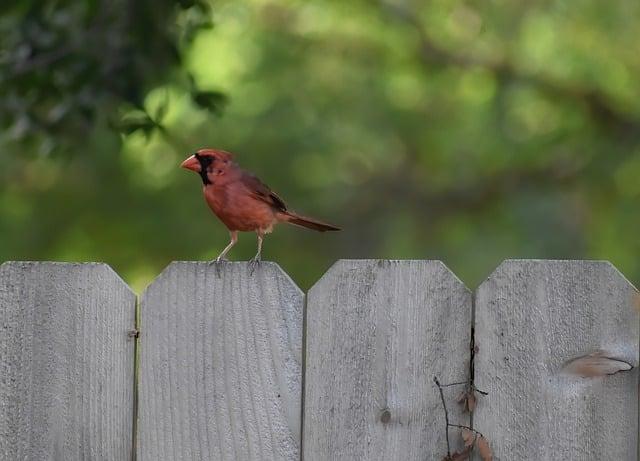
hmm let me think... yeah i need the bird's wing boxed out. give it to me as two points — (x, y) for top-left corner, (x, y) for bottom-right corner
(241, 172), (288, 212)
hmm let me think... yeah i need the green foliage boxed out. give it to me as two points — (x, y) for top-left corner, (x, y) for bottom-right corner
(1, 0), (639, 291)
(0, 0), (218, 153)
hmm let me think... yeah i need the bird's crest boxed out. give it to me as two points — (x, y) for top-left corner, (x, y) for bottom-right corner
(196, 148), (234, 162)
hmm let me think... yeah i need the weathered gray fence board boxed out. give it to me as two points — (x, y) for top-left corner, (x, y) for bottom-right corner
(474, 260), (639, 460)
(0, 262), (136, 460)
(303, 260), (472, 460)
(138, 262), (302, 461)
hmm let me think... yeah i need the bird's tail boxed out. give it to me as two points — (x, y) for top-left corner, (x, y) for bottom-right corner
(279, 211), (341, 232)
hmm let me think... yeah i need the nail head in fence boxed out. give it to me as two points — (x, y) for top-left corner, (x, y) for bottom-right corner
(0, 262), (136, 460)
(137, 261), (303, 461)
(303, 260), (472, 460)
(474, 260), (639, 460)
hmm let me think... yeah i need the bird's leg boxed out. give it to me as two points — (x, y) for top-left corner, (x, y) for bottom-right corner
(209, 231), (238, 275)
(212, 231), (238, 262)
(248, 233), (263, 275)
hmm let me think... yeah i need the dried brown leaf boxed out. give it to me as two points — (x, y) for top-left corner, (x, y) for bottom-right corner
(562, 350), (632, 377)
(476, 435), (493, 461)
(461, 428), (475, 448)
(466, 391), (477, 412)
(443, 446), (473, 461)
(457, 387), (478, 413)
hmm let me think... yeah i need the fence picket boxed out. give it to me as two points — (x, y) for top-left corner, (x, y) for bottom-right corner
(137, 262), (303, 461)
(303, 260), (472, 460)
(0, 262), (136, 460)
(474, 260), (639, 460)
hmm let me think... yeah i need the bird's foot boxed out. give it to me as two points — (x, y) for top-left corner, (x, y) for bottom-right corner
(248, 255), (261, 275)
(208, 257), (228, 277)
(208, 256), (228, 265)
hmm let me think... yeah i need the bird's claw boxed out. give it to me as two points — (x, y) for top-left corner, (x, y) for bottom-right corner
(209, 257), (227, 277)
(248, 255), (261, 275)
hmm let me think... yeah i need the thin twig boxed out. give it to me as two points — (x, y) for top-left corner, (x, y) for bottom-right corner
(448, 423), (484, 438)
(474, 386), (488, 396)
(434, 375), (489, 460)
(439, 381), (469, 388)
(433, 376), (451, 457)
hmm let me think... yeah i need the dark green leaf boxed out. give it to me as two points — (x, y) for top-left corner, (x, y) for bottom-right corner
(191, 90), (228, 114)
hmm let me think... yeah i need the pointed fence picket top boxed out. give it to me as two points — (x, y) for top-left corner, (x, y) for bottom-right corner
(303, 260), (473, 460)
(473, 260), (639, 460)
(0, 262), (136, 460)
(137, 261), (303, 461)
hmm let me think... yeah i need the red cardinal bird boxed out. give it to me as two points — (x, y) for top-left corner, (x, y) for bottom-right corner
(181, 148), (340, 267)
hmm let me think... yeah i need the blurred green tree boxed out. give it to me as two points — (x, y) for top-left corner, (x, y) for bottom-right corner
(1, 0), (639, 292)
(0, 0), (224, 154)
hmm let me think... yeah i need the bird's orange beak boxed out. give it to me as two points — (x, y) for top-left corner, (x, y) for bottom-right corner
(181, 155), (200, 172)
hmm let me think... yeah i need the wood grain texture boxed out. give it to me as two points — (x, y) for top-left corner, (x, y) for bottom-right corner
(474, 260), (639, 460)
(138, 262), (302, 461)
(0, 262), (136, 460)
(303, 260), (472, 460)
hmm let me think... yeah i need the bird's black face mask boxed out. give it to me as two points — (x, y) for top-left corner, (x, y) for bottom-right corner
(194, 153), (214, 185)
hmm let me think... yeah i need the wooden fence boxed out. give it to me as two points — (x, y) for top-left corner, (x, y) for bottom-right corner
(0, 260), (637, 460)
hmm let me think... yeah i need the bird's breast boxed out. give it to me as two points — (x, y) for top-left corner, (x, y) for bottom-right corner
(202, 184), (277, 232)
